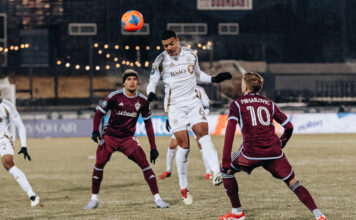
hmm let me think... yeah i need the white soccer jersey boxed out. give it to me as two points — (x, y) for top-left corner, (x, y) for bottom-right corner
(0, 99), (27, 147)
(146, 47), (212, 111)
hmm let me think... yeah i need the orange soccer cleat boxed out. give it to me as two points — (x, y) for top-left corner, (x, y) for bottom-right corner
(219, 211), (245, 220)
(205, 173), (212, 180)
(159, 171), (171, 179)
(317, 216), (327, 220)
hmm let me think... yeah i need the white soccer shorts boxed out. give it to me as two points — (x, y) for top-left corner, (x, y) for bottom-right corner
(0, 137), (14, 157)
(167, 100), (207, 133)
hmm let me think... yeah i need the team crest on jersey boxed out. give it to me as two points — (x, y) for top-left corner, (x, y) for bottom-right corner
(170, 62), (175, 67)
(135, 101), (141, 111)
(187, 64), (194, 74)
(119, 102), (124, 106)
(186, 57), (191, 62)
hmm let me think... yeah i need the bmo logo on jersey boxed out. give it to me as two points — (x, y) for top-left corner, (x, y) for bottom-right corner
(170, 68), (187, 77)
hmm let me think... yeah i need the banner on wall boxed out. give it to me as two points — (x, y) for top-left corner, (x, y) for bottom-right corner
(22, 113), (356, 138)
(289, 113), (356, 134)
(197, 0), (253, 10)
(23, 119), (92, 138)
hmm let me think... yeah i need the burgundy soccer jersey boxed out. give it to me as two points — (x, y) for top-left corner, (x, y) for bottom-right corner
(227, 93), (290, 159)
(96, 88), (151, 138)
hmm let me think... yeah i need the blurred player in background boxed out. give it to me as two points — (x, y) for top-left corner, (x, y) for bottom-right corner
(159, 85), (212, 180)
(146, 30), (232, 205)
(0, 93), (40, 206)
(219, 72), (326, 220)
(84, 69), (169, 209)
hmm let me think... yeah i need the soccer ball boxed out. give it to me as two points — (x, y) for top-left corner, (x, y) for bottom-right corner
(121, 10), (144, 32)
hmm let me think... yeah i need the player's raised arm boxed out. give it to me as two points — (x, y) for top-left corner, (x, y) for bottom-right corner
(146, 55), (164, 105)
(221, 102), (239, 171)
(273, 103), (293, 148)
(194, 54), (232, 83)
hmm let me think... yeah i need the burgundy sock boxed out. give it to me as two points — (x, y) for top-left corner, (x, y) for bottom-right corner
(290, 181), (317, 211)
(223, 176), (241, 208)
(143, 168), (159, 195)
(92, 167), (103, 194)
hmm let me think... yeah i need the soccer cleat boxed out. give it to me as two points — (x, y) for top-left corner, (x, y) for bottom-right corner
(213, 171), (223, 186)
(30, 195), (40, 207)
(219, 211), (246, 220)
(181, 188), (193, 206)
(205, 173), (212, 180)
(155, 198), (169, 208)
(84, 199), (99, 210)
(317, 215), (327, 220)
(159, 171), (171, 179)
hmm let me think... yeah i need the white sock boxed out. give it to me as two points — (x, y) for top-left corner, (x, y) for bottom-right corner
(200, 149), (211, 174)
(175, 146), (190, 190)
(232, 207), (243, 214)
(153, 193), (161, 201)
(8, 166), (35, 198)
(91, 194), (98, 201)
(312, 209), (323, 219)
(166, 148), (175, 172)
(199, 135), (220, 175)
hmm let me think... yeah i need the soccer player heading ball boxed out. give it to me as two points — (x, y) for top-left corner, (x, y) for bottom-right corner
(219, 72), (326, 220)
(84, 69), (169, 210)
(146, 30), (232, 205)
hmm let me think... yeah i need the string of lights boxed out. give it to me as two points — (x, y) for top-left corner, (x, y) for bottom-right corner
(0, 43), (31, 52)
(55, 41), (213, 71)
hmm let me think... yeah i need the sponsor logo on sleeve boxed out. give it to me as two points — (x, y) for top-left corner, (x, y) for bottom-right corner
(102, 100), (107, 108)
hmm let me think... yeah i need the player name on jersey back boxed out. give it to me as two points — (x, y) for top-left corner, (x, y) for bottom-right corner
(240, 97), (270, 105)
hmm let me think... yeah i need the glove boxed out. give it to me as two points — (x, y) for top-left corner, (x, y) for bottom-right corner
(150, 149), (159, 164)
(146, 92), (157, 105)
(211, 72), (232, 83)
(91, 130), (100, 143)
(18, 147), (31, 161)
(165, 119), (171, 132)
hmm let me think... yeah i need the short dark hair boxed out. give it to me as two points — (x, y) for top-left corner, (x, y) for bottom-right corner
(161, 30), (177, 40)
(122, 69), (138, 83)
